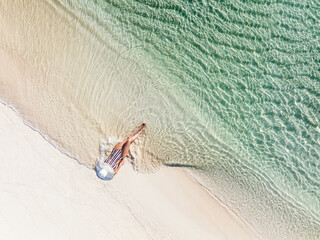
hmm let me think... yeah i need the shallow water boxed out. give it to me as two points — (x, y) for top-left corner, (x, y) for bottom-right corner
(0, 0), (319, 239)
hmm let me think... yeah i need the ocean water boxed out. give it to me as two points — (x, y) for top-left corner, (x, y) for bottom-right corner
(0, 0), (319, 239)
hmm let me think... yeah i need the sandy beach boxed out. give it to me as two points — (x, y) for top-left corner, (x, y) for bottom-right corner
(0, 102), (256, 240)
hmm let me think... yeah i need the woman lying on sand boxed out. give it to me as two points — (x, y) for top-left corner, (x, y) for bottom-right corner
(96, 123), (146, 180)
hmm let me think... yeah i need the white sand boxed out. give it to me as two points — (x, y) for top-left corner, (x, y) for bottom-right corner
(0, 102), (256, 240)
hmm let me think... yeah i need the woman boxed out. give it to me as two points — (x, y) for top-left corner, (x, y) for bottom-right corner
(96, 123), (146, 180)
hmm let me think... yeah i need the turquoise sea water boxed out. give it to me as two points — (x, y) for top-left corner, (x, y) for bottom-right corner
(57, 0), (320, 239)
(1, 0), (319, 239)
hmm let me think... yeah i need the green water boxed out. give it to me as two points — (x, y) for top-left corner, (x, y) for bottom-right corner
(8, 0), (318, 238)
(54, 0), (320, 238)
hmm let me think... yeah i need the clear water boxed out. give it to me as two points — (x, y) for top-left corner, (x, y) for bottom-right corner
(0, 0), (319, 239)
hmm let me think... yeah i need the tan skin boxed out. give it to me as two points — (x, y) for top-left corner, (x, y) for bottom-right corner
(109, 123), (146, 175)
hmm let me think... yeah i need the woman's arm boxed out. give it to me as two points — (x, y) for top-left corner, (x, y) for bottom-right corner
(114, 159), (125, 175)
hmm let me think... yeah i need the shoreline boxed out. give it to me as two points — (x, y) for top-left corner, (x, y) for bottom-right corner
(0, 101), (256, 240)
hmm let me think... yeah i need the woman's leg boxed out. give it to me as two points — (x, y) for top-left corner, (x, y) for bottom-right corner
(113, 137), (129, 150)
(112, 123), (146, 151)
(121, 123), (146, 159)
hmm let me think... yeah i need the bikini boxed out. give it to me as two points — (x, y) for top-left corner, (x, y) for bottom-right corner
(104, 150), (123, 170)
